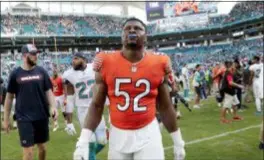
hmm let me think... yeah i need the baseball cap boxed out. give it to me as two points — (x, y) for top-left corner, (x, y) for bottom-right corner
(21, 44), (40, 55)
(73, 52), (87, 60)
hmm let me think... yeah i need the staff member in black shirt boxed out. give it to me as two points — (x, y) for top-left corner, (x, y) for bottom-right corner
(3, 44), (58, 160)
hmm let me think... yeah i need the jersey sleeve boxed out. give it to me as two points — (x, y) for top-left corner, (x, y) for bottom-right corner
(93, 52), (105, 73)
(163, 55), (173, 75)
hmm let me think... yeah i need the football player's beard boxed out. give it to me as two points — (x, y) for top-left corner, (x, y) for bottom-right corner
(126, 42), (143, 50)
(127, 43), (137, 49)
(27, 57), (36, 67)
(53, 73), (58, 78)
(73, 63), (83, 70)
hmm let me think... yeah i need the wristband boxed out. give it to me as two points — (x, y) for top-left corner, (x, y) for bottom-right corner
(170, 128), (185, 147)
(79, 128), (93, 143)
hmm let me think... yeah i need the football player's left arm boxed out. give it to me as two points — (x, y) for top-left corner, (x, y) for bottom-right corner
(157, 74), (185, 159)
(157, 74), (178, 132)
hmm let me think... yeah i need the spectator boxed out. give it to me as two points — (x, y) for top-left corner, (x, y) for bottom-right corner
(220, 61), (243, 124)
(3, 44), (58, 160)
(192, 64), (202, 109)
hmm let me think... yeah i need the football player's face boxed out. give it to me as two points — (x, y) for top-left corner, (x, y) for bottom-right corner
(72, 57), (83, 70)
(25, 53), (38, 66)
(122, 21), (146, 49)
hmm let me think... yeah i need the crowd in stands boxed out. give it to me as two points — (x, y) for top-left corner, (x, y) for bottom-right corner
(1, 2), (263, 36)
(163, 38), (263, 73)
(1, 14), (125, 36)
(226, 1), (263, 23)
(209, 1), (263, 25)
(1, 37), (263, 86)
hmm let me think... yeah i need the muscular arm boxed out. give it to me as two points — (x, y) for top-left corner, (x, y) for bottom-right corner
(157, 75), (178, 133)
(249, 70), (254, 86)
(3, 92), (14, 122)
(63, 80), (75, 98)
(170, 80), (179, 97)
(83, 72), (107, 131)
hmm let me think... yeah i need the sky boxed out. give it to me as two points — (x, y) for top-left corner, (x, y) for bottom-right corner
(1, 0), (238, 23)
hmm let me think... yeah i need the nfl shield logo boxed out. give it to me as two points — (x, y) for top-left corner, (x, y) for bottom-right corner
(131, 66), (137, 72)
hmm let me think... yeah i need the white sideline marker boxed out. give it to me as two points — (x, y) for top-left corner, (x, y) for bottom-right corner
(165, 124), (261, 150)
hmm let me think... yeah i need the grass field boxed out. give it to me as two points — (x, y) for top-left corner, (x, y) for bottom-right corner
(1, 97), (263, 160)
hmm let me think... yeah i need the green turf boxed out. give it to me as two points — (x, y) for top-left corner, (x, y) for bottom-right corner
(1, 97), (263, 160)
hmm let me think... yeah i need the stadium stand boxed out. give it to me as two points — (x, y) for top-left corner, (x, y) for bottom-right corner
(1, 2), (263, 36)
(1, 1), (263, 80)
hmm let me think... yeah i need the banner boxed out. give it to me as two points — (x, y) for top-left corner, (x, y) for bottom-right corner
(145, 2), (165, 21)
(155, 13), (209, 32)
(146, 1), (217, 21)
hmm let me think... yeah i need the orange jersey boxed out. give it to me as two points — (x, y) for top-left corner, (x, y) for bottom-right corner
(213, 66), (226, 84)
(93, 51), (172, 129)
(50, 76), (64, 96)
(212, 66), (220, 84)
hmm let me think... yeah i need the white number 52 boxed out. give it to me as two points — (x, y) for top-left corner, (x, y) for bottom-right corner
(115, 78), (150, 112)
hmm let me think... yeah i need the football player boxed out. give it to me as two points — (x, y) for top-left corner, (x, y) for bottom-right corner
(64, 53), (108, 159)
(249, 56), (263, 116)
(50, 67), (67, 131)
(74, 17), (185, 160)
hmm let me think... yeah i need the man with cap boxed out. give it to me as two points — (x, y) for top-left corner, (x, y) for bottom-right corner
(3, 44), (58, 160)
(62, 52), (108, 159)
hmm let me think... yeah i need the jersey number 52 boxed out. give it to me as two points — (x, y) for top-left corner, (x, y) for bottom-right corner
(115, 78), (150, 112)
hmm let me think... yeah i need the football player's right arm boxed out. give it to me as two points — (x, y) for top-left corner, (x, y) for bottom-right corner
(157, 74), (179, 132)
(157, 74), (186, 160)
(62, 79), (75, 108)
(249, 70), (254, 86)
(63, 80), (74, 97)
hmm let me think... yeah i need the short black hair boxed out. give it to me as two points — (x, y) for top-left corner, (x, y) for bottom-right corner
(248, 60), (252, 65)
(122, 17), (147, 31)
(195, 64), (200, 69)
(253, 55), (260, 62)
